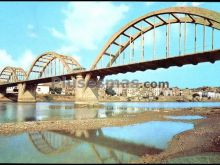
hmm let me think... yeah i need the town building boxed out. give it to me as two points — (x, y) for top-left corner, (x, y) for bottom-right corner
(36, 84), (50, 95)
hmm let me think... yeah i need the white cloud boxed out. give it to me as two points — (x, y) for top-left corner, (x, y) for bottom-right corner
(0, 49), (15, 68)
(0, 49), (35, 72)
(28, 32), (37, 38)
(49, 2), (129, 61)
(176, 2), (188, 6)
(191, 2), (203, 7)
(0, 49), (82, 75)
(56, 46), (81, 63)
(19, 50), (36, 70)
(56, 45), (78, 55)
(176, 2), (203, 7)
(49, 28), (65, 39)
(27, 24), (34, 30)
(145, 2), (155, 6)
(27, 24), (38, 38)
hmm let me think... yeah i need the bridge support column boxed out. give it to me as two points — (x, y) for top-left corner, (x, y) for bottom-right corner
(17, 83), (37, 103)
(0, 88), (9, 102)
(74, 75), (100, 108)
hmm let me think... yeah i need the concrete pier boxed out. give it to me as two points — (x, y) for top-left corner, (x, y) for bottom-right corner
(17, 83), (37, 103)
(74, 75), (100, 108)
(0, 88), (11, 102)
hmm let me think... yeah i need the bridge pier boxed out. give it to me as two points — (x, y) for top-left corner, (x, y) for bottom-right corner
(0, 88), (10, 102)
(17, 83), (37, 103)
(74, 75), (100, 108)
(0, 88), (6, 98)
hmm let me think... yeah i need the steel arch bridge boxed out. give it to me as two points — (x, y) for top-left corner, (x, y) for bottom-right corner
(1, 7), (220, 82)
(27, 51), (83, 80)
(0, 52), (83, 84)
(0, 6), (220, 103)
(0, 67), (27, 83)
(90, 6), (220, 70)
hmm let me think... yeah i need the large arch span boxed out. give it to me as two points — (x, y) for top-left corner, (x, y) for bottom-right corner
(90, 6), (220, 70)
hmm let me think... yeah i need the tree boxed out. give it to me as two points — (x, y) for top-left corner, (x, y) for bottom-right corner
(105, 88), (116, 96)
(192, 93), (200, 98)
(50, 87), (62, 94)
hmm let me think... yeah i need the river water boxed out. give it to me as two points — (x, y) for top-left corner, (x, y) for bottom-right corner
(0, 102), (219, 163)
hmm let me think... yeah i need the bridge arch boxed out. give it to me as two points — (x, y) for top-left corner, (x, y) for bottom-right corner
(90, 6), (220, 70)
(0, 66), (27, 83)
(28, 131), (80, 155)
(27, 52), (83, 80)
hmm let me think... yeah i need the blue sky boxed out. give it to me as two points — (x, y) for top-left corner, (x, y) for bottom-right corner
(0, 1), (220, 88)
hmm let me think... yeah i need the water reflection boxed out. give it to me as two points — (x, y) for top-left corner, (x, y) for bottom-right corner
(103, 102), (220, 109)
(0, 103), (36, 123)
(0, 103), (198, 163)
(0, 102), (218, 163)
(165, 115), (204, 120)
(28, 130), (141, 163)
(101, 121), (194, 150)
(0, 102), (219, 123)
(0, 119), (193, 163)
(0, 103), (7, 111)
(75, 108), (98, 120)
(28, 121), (194, 155)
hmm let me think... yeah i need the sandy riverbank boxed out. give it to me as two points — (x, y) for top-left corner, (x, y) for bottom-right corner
(136, 108), (220, 163)
(34, 94), (220, 102)
(0, 108), (193, 135)
(2, 94), (220, 102)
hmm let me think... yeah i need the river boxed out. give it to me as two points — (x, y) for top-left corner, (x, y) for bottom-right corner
(0, 102), (219, 163)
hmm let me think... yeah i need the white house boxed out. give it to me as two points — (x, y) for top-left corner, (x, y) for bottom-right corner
(197, 91), (203, 98)
(164, 89), (173, 96)
(36, 84), (50, 95)
(6, 86), (18, 93)
(113, 85), (124, 96)
(215, 93), (220, 98)
(207, 92), (215, 98)
(152, 87), (161, 96)
(127, 88), (137, 97)
(195, 91), (220, 99)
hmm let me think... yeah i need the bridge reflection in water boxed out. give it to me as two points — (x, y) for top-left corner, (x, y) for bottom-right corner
(28, 129), (162, 163)
(26, 115), (194, 163)
(1, 7), (220, 105)
(0, 101), (200, 163)
(28, 105), (163, 163)
(2, 101), (219, 123)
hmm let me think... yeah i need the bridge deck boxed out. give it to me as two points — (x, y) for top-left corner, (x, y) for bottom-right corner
(0, 49), (220, 89)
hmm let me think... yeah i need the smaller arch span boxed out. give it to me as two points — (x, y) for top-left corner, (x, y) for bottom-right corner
(26, 51), (84, 80)
(0, 66), (27, 83)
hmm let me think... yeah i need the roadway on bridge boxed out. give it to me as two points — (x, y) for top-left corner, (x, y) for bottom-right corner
(0, 49), (219, 89)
